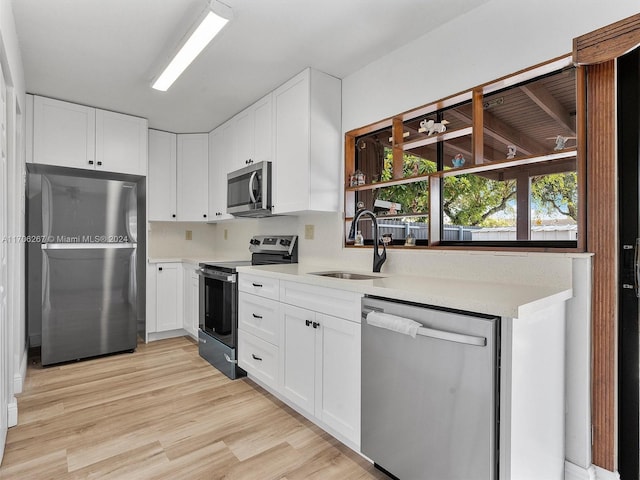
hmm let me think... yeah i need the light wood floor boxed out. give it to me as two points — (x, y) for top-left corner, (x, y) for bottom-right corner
(0, 336), (388, 480)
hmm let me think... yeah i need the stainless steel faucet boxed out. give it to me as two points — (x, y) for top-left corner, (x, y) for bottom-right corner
(348, 208), (387, 272)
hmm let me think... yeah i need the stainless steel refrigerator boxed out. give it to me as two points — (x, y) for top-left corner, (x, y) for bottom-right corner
(26, 165), (146, 366)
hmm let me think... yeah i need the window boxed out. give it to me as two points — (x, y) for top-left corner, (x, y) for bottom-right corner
(344, 56), (581, 250)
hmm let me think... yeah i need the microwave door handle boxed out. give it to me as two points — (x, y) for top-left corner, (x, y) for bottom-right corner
(248, 171), (258, 204)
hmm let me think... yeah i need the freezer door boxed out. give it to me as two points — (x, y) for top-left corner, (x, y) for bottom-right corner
(41, 173), (137, 242)
(41, 246), (137, 365)
(361, 297), (498, 480)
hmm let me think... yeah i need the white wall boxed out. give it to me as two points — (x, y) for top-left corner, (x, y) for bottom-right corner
(0, 0), (26, 463)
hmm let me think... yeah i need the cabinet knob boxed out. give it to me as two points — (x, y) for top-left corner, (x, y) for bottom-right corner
(203, 214), (207, 218)
(312, 322), (320, 329)
(97, 161), (102, 166)
(88, 160), (94, 165)
(172, 214), (176, 218)
(158, 267), (163, 271)
(252, 354), (263, 361)
(305, 319), (312, 327)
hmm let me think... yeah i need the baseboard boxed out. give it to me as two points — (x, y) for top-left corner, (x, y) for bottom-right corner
(565, 461), (596, 480)
(13, 346), (28, 395)
(594, 466), (621, 480)
(147, 329), (188, 342)
(7, 401), (17, 428)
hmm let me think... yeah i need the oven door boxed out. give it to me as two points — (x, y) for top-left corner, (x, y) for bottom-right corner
(197, 267), (237, 348)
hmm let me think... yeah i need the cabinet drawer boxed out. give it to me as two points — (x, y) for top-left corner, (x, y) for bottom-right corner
(238, 273), (279, 299)
(239, 294), (280, 345)
(238, 330), (278, 389)
(280, 281), (362, 322)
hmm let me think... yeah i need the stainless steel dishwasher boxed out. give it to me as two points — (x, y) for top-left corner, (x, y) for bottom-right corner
(361, 296), (499, 480)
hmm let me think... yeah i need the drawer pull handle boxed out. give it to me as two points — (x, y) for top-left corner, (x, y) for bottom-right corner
(252, 283), (263, 288)
(305, 320), (312, 327)
(312, 322), (320, 329)
(252, 354), (263, 361)
(252, 313), (263, 319)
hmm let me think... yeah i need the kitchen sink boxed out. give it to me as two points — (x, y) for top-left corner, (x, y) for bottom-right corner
(309, 271), (385, 280)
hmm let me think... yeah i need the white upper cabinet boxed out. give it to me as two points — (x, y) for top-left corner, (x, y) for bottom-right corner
(177, 133), (209, 221)
(272, 68), (341, 214)
(148, 129), (177, 221)
(95, 109), (148, 175)
(31, 95), (148, 175)
(231, 94), (272, 171)
(208, 123), (233, 221)
(33, 96), (96, 169)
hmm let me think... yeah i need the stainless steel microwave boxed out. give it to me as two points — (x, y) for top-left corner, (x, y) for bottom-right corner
(227, 161), (273, 217)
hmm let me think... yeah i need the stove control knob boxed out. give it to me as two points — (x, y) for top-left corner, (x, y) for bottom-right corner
(250, 238), (261, 246)
(280, 238), (291, 246)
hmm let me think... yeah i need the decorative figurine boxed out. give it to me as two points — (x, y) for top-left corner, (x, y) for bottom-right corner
(419, 119), (450, 136)
(507, 145), (517, 159)
(452, 154), (465, 168)
(548, 135), (577, 151)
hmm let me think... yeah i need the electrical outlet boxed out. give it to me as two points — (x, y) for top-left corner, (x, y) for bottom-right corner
(185, 230), (192, 241)
(304, 224), (315, 240)
(224, 229), (228, 240)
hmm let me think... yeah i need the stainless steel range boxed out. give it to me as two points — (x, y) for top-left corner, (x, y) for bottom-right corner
(197, 235), (298, 379)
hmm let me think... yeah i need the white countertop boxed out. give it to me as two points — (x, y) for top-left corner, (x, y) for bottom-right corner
(236, 264), (572, 319)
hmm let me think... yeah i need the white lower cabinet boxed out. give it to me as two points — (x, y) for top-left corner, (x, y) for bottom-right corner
(237, 272), (362, 448)
(153, 262), (183, 332)
(280, 304), (361, 444)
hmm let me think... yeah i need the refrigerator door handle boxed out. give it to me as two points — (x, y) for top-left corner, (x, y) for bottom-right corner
(42, 243), (137, 250)
(635, 238), (640, 298)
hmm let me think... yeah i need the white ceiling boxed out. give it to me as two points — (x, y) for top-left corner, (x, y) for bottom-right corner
(12, 0), (489, 133)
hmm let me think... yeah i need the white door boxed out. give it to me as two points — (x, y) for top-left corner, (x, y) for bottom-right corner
(233, 108), (253, 170)
(32, 96), (96, 169)
(0, 64), (8, 462)
(281, 304), (316, 415)
(315, 312), (361, 445)
(148, 129), (177, 221)
(155, 263), (182, 332)
(176, 133), (209, 221)
(207, 126), (232, 220)
(95, 109), (148, 175)
(252, 95), (272, 164)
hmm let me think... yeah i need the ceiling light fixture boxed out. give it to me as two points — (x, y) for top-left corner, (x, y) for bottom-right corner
(152, 0), (233, 92)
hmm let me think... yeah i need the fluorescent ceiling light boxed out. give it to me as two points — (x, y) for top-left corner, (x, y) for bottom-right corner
(152, 1), (232, 92)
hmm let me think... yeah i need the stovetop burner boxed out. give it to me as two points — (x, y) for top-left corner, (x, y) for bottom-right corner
(199, 235), (298, 272)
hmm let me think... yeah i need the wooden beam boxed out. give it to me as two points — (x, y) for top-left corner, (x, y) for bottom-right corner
(587, 60), (618, 472)
(520, 82), (576, 134)
(392, 117), (404, 179)
(472, 88), (484, 164)
(574, 13), (640, 65)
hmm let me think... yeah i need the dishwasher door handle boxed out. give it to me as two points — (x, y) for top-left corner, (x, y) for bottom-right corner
(415, 325), (486, 347)
(362, 306), (487, 347)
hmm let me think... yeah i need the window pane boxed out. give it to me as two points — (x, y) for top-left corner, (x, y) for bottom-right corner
(353, 127), (392, 186)
(482, 68), (576, 162)
(442, 159), (578, 242)
(442, 172), (517, 240)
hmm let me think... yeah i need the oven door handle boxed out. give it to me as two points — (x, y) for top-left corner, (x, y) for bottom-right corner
(196, 268), (236, 283)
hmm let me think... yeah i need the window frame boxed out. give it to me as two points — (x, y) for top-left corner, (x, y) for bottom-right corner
(344, 54), (585, 252)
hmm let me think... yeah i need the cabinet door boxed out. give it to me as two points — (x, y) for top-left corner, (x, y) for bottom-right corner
(272, 70), (310, 213)
(233, 108), (253, 170)
(95, 109), (148, 175)
(252, 94), (272, 164)
(281, 303), (316, 415)
(33, 96), (96, 169)
(155, 263), (182, 332)
(177, 133), (209, 221)
(148, 129), (177, 221)
(316, 312), (361, 445)
(208, 125), (233, 220)
(182, 265), (199, 338)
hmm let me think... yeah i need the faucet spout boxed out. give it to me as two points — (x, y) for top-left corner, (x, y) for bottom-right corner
(348, 208), (387, 273)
